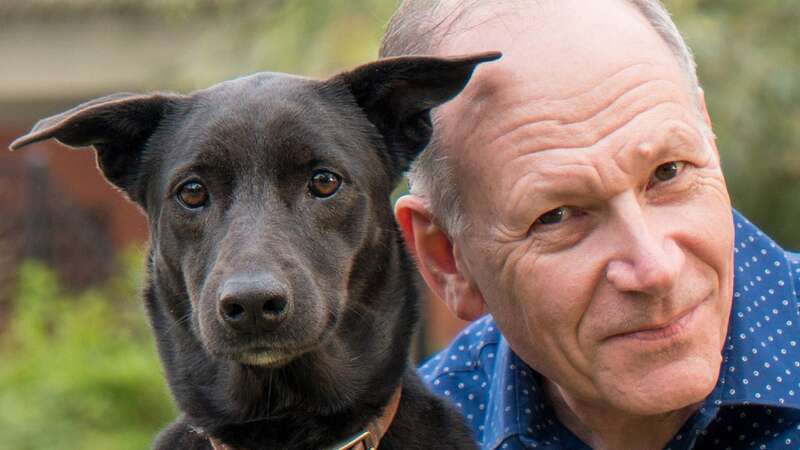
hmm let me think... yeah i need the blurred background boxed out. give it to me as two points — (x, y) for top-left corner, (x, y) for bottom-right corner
(0, 1), (797, 449)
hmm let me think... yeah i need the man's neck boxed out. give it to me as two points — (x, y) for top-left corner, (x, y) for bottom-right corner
(543, 379), (699, 450)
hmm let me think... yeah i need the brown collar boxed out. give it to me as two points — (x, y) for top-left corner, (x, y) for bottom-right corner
(207, 386), (403, 450)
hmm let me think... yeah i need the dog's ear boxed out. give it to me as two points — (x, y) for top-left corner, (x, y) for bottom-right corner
(333, 51), (501, 175)
(9, 92), (182, 204)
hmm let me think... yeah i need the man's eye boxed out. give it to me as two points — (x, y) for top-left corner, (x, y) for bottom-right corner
(651, 161), (685, 184)
(535, 207), (571, 226)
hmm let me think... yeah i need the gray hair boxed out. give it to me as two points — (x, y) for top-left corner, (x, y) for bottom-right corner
(380, 0), (703, 237)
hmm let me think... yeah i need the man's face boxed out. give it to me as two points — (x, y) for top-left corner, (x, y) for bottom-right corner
(436, 0), (735, 415)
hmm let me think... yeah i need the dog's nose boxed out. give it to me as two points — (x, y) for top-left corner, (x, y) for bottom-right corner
(218, 275), (291, 332)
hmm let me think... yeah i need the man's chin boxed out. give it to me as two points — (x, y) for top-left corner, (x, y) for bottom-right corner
(600, 354), (722, 415)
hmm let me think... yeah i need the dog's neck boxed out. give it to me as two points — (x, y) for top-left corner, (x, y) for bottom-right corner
(206, 385), (403, 450)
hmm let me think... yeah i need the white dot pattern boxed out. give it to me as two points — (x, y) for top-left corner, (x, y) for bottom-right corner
(418, 210), (800, 449)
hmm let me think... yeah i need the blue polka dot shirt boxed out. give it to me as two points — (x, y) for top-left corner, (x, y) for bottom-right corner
(419, 210), (800, 449)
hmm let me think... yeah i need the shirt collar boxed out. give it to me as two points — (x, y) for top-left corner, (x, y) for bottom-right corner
(712, 210), (800, 409)
(483, 339), (585, 449)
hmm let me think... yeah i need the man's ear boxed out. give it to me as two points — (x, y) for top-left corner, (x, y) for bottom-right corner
(331, 51), (501, 177)
(9, 92), (183, 205)
(395, 195), (486, 321)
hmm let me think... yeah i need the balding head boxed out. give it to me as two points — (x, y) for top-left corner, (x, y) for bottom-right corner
(381, 0), (706, 237)
(381, 0), (699, 92)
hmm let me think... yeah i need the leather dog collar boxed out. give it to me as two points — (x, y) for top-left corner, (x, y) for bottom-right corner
(207, 386), (402, 450)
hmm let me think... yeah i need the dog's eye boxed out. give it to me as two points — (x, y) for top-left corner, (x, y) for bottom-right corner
(177, 180), (208, 209)
(308, 170), (341, 198)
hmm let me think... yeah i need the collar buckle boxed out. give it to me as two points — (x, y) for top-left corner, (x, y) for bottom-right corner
(326, 430), (377, 450)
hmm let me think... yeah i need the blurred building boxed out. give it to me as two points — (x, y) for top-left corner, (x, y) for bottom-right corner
(0, 1), (178, 325)
(0, 0), (258, 327)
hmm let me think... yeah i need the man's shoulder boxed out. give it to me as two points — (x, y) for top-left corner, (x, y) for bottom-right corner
(418, 315), (502, 385)
(417, 316), (509, 445)
(733, 211), (799, 304)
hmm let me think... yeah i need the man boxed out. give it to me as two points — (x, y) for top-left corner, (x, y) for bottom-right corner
(380, 1), (800, 449)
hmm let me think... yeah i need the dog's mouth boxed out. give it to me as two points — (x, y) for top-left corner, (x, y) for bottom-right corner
(204, 300), (338, 369)
(234, 347), (299, 368)
(231, 340), (324, 368)
(221, 310), (340, 368)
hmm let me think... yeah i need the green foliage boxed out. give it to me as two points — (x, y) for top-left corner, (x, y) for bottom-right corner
(171, 0), (398, 89)
(668, 0), (800, 248)
(0, 254), (176, 450)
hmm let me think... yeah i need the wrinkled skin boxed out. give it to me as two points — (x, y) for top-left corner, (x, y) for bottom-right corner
(396, 1), (735, 449)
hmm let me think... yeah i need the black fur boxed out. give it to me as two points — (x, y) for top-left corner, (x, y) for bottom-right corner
(10, 52), (500, 449)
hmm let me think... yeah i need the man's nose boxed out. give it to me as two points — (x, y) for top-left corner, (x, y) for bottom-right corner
(605, 193), (684, 298)
(218, 273), (292, 333)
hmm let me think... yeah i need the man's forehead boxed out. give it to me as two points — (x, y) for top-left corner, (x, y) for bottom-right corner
(432, 0), (692, 159)
(435, 0), (678, 95)
(422, 0), (705, 221)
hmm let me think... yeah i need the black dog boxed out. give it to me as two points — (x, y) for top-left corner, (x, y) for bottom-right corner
(11, 52), (500, 449)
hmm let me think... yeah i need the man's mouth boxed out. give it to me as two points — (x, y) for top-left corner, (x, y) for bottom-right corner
(607, 303), (701, 342)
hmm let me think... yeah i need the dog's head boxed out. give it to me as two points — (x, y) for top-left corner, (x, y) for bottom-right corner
(10, 53), (499, 370)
